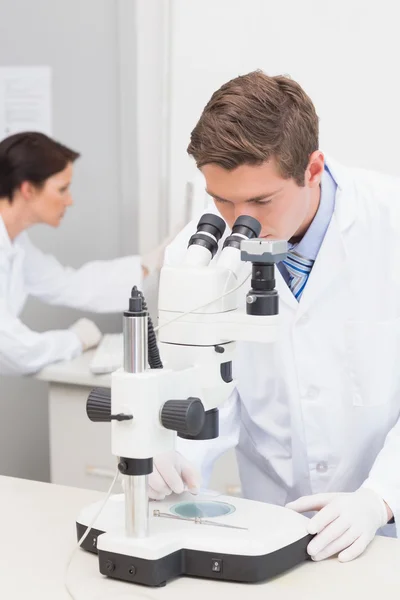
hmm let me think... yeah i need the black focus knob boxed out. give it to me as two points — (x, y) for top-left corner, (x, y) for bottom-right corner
(87, 387), (112, 422)
(161, 398), (205, 436)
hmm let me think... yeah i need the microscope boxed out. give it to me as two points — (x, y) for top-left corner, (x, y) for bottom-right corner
(76, 214), (311, 586)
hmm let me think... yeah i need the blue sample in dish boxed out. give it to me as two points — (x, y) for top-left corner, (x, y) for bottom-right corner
(170, 501), (235, 519)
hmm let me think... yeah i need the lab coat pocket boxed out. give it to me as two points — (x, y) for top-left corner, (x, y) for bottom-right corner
(345, 319), (400, 407)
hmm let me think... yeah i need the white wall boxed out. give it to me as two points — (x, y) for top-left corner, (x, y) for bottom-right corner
(167, 0), (400, 229)
(135, 0), (172, 251)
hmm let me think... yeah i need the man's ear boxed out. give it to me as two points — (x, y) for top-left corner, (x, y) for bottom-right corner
(306, 151), (324, 188)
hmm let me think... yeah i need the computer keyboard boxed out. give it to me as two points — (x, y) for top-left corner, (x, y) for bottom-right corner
(90, 333), (124, 374)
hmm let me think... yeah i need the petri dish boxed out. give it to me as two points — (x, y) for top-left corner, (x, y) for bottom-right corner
(170, 501), (236, 519)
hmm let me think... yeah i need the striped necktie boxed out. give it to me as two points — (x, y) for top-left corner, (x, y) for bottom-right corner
(283, 250), (314, 301)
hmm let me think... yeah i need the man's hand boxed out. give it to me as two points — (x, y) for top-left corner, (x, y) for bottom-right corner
(148, 451), (201, 500)
(286, 488), (389, 562)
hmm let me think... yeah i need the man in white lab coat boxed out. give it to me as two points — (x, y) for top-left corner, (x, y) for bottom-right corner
(0, 132), (165, 375)
(149, 71), (400, 563)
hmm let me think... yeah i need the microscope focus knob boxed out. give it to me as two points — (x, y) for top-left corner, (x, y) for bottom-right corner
(87, 387), (112, 422)
(161, 398), (205, 436)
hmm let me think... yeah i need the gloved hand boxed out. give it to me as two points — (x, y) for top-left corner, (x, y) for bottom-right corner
(148, 451), (201, 500)
(69, 318), (102, 351)
(286, 488), (389, 562)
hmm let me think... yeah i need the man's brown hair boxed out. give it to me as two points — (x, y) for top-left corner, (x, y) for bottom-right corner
(187, 70), (319, 186)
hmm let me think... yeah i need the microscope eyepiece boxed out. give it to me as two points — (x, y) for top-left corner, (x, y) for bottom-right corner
(187, 213), (226, 259)
(197, 213), (226, 239)
(222, 215), (261, 251)
(232, 215), (261, 238)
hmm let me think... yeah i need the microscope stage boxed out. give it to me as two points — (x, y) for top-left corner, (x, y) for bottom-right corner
(76, 491), (311, 587)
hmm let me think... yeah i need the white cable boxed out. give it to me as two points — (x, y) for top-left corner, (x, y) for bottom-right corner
(65, 469), (120, 600)
(154, 272), (251, 333)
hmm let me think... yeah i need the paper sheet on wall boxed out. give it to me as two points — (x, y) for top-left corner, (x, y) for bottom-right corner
(0, 67), (52, 141)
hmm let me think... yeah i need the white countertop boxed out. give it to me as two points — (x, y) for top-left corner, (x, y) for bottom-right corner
(1, 475), (400, 600)
(36, 350), (111, 388)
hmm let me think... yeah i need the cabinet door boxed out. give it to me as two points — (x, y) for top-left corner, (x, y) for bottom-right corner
(49, 384), (122, 492)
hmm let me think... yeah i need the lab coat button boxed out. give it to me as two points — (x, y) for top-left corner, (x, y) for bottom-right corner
(316, 461), (328, 473)
(299, 314), (309, 324)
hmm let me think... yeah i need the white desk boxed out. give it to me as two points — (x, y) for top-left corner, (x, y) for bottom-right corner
(1, 475), (400, 600)
(37, 354), (241, 493)
(38, 349), (111, 389)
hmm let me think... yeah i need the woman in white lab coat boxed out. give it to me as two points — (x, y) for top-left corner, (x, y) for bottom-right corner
(0, 131), (158, 375)
(148, 71), (400, 564)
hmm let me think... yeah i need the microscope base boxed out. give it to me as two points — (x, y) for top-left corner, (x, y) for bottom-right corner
(76, 491), (312, 587)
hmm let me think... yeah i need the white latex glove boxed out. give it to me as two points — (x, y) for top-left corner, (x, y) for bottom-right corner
(69, 318), (102, 351)
(286, 488), (389, 562)
(148, 451), (201, 500)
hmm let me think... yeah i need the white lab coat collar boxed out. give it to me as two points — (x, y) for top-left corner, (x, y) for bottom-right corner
(324, 155), (357, 233)
(0, 215), (17, 255)
(277, 156), (357, 315)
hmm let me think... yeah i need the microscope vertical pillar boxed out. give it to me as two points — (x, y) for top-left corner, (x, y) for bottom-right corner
(122, 288), (149, 539)
(124, 476), (149, 538)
